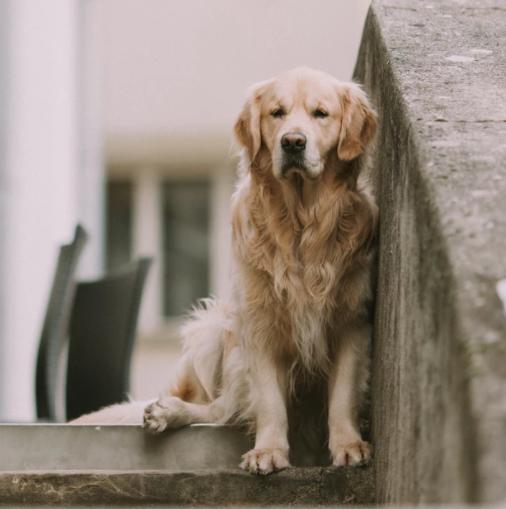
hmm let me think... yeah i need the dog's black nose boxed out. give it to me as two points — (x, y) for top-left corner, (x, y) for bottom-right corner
(281, 132), (306, 153)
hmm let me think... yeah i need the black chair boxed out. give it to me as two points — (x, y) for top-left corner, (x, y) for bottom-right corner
(35, 225), (88, 421)
(65, 258), (152, 421)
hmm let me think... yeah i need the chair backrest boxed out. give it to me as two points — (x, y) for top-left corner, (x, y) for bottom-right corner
(65, 258), (152, 421)
(35, 225), (88, 421)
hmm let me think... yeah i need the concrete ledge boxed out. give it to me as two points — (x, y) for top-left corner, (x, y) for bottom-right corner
(355, 0), (506, 504)
(0, 468), (374, 505)
(0, 424), (252, 471)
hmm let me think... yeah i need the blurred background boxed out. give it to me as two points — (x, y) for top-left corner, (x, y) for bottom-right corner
(0, 0), (370, 420)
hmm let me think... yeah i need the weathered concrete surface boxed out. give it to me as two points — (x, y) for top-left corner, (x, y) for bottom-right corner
(0, 467), (374, 505)
(355, 0), (506, 504)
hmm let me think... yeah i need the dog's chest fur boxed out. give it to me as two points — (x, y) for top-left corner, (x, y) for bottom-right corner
(231, 172), (375, 373)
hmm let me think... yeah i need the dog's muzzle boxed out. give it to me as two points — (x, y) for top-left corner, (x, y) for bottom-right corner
(280, 131), (309, 176)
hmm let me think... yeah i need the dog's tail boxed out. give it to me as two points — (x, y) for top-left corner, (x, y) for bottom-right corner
(174, 298), (236, 402)
(69, 399), (154, 425)
(177, 298), (248, 425)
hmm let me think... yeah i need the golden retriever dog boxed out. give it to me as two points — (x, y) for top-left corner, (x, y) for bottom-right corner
(74, 67), (378, 475)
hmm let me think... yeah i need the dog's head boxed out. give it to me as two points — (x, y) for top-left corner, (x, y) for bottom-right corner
(234, 67), (377, 180)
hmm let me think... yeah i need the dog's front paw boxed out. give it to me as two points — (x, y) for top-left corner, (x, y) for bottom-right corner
(143, 397), (188, 434)
(239, 448), (290, 475)
(330, 439), (372, 467)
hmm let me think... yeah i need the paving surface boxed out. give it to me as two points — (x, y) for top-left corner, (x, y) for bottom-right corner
(355, 0), (506, 504)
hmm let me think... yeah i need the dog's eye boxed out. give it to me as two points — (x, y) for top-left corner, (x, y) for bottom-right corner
(313, 109), (329, 119)
(271, 107), (285, 118)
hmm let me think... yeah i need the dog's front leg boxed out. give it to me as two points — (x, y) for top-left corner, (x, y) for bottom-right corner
(240, 350), (290, 475)
(328, 324), (372, 467)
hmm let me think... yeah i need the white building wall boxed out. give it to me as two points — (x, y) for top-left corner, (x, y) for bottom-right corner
(0, 1), (10, 417)
(103, 0), (371, 144)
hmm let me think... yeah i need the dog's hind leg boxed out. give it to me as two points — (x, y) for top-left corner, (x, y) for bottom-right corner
(142, 345), (247, 433)
(143, 299), (246, 433)
(143, 350), (227, 432)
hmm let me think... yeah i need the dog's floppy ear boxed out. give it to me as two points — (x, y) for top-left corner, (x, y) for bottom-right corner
(337, 84), (378, 161)
(234, 80), (271, 162)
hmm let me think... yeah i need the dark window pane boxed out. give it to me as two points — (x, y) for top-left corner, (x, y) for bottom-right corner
(106, 180), (132, 271)
(162, 180), (210, 317)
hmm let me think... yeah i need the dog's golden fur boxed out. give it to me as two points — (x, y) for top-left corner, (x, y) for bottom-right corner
(72, 67), (378, 475)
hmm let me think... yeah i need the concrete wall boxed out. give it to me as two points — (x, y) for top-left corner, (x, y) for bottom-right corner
(355, 0), (506, 504)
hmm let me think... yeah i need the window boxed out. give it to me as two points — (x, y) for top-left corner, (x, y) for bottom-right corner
(162, 179), (210, 317)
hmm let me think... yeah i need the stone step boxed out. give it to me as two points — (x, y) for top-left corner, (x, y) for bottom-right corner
(0, 468), (374, 506)
(0, 424), (374, 505)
